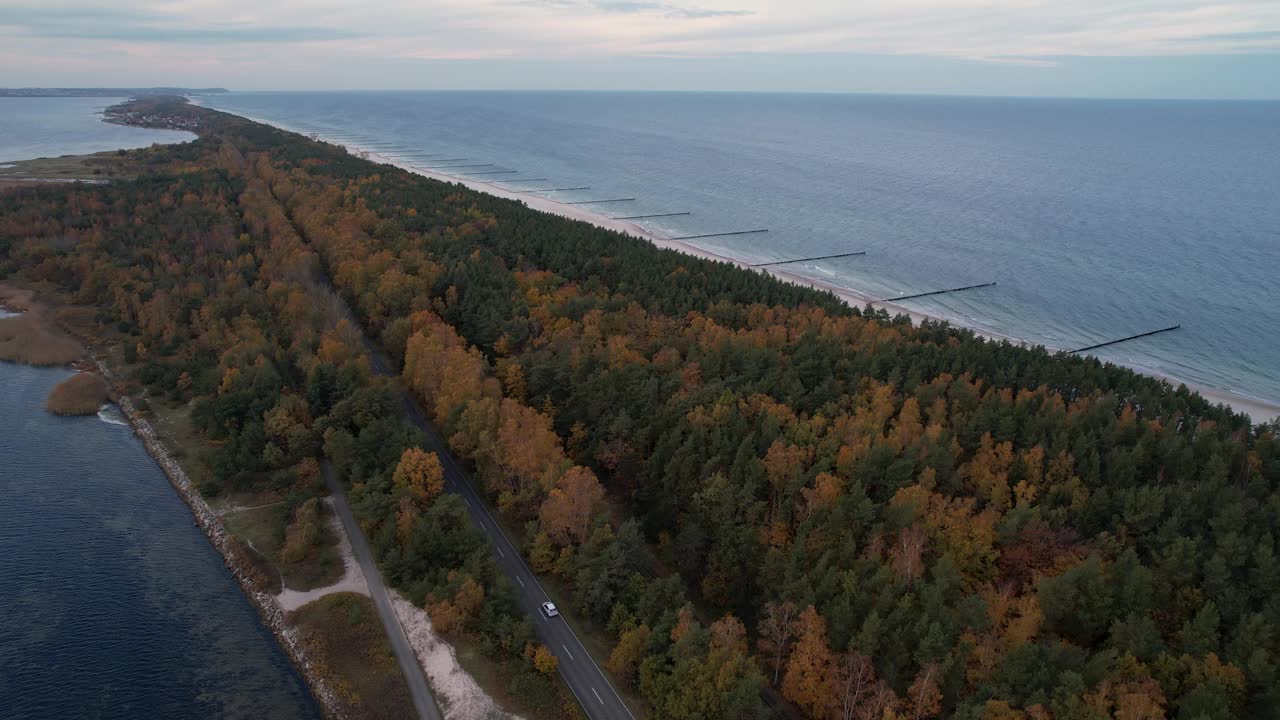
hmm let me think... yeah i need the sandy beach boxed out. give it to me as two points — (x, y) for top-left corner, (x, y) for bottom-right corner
(223, 115), (1280, 425)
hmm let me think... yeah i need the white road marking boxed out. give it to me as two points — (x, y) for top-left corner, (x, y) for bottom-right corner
(563, 644), (575, 661)
(463, 497), (472, 509)
(517, 576), (525, 588)
(593, 688), (603, 705)
(498, 547), (505, 558)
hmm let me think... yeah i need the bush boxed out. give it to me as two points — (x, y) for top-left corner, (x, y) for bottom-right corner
(45, 372), (109, 415)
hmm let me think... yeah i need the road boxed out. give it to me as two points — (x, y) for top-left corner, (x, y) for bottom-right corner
(325, 463), (444, 720)
(365, 342), (638, 720)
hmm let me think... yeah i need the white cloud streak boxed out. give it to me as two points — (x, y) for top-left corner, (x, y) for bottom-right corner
(1, 0), (1278, 93)
(3, 0), (1279, 59)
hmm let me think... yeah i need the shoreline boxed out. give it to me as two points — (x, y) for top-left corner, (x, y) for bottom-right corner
(96, 360), (349, 720)
(0, 284), (346, 720)
(266, 122), (1278, 425)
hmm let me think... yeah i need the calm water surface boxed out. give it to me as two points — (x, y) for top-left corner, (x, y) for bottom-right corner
(0, 362), (319, 718)
(0, 96), (193, 163)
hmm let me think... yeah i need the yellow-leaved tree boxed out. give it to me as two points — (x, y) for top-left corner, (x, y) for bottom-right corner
(393, 447), (444, 506)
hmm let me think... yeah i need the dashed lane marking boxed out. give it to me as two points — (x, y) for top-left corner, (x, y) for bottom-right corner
(563, 645), (575, 661)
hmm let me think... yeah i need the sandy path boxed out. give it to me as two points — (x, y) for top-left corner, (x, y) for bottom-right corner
(389, 591), (524, 720)
(324, 464), (445, 720)
(255, 487), (518, 719)
(275, 499), (370, 612)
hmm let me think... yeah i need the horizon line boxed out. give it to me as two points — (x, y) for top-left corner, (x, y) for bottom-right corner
(196, 88), (1280, 102)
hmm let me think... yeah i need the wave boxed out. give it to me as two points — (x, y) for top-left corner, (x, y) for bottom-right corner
(97, 404), (129, 426)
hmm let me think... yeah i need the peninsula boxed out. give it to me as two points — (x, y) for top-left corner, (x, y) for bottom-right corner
(3, 95), (1277, 720)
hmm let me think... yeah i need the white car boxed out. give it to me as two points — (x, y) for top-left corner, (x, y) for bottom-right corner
(541, 601), (559, 618)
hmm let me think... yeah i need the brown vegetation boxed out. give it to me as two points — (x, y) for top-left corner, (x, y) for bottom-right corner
(45, 372), (109, 415)
(0, 283), (35, 310)
(291, 593), (415, 720)
(0, 313), (84, 365)
(0, 153), (123, 187)
(0, 284), (85, 365)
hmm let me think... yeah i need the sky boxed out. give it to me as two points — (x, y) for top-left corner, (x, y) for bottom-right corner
(2, 1), (1279, 98)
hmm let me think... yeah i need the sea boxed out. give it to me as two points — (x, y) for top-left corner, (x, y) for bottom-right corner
(200, 91), (1280, 421)
(0, 96), (194, 163)
(0, 99), (318, 720)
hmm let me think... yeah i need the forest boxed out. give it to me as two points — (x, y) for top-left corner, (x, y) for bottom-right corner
(3, 95), (1278, 720)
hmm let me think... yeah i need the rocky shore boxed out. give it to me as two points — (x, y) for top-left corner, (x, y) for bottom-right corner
(95, 359), (348, 720)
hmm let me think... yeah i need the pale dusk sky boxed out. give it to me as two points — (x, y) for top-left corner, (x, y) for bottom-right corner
(2, 0), (1278, 98)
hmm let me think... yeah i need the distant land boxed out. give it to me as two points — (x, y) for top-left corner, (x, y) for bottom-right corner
(0, 87), (228, 98)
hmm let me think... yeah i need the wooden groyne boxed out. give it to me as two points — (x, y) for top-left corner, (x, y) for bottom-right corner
(613, 212), (692, 220)
(526, 186), (591, 192)
(1069, 325), (1182, 353)
(889, 282), (997, 302)
(460, 170), (518, 176)
(671, 229), (768, 240)
(497, 178), (550, 183)
(566, 198), (636, 205)
(424, 162), (485, 168)
(752, 251), (866, 267)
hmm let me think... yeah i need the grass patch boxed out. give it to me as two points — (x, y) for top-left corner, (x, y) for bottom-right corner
(450, 634), (583, 720)
(224, 502), (344, 592)
(291, 593), (415, 720)
(0, 153), (125, 184)
(229, 534), (282, 595)
(146, 396), (212, 479)
(46, 372), (109, 415)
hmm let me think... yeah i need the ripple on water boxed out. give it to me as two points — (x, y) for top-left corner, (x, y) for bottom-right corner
(0, 362), (319, 720)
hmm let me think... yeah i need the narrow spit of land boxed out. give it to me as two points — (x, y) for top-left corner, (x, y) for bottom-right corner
(322, 142), (1279, 423)
(9, 96), (1280, 720)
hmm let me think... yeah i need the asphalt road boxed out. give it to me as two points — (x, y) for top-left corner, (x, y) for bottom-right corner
(365, 343), (638, 720)
(325, 463), (444, 720)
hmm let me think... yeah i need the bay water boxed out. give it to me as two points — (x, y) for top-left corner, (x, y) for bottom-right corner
(0, 96), (194, 164)
(0, 362), (319, 719)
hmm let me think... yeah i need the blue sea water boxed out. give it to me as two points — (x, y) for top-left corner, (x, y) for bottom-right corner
(0, 361), (320, 719)
(0, 96), (193, 163)
(202, 91), (1280, 418)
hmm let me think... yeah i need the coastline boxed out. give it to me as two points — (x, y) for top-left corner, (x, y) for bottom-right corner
(256, 122), (1278, 425)
(1, 285), (346, 720)
(96, 359), (349, 720)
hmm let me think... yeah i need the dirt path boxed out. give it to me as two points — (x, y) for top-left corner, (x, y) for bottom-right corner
(390, 592), (524, 720)
(275, 499), (370, 612)
(325, 462), (444, 720)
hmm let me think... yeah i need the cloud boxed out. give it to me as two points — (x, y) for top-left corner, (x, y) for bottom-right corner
(0, 4), (361, 43)
(3, 0), (1278, 59)
(509, 0), (752, 19)
(0, 0), (1278, 97)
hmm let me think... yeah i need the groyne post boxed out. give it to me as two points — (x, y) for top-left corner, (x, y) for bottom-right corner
(1068, 325), (1182, 353)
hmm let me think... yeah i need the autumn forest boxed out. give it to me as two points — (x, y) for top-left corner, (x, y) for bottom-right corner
(3, 97), (1278, 720)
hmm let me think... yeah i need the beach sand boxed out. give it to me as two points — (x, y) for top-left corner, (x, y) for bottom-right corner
(221, 116), (1280, 425)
